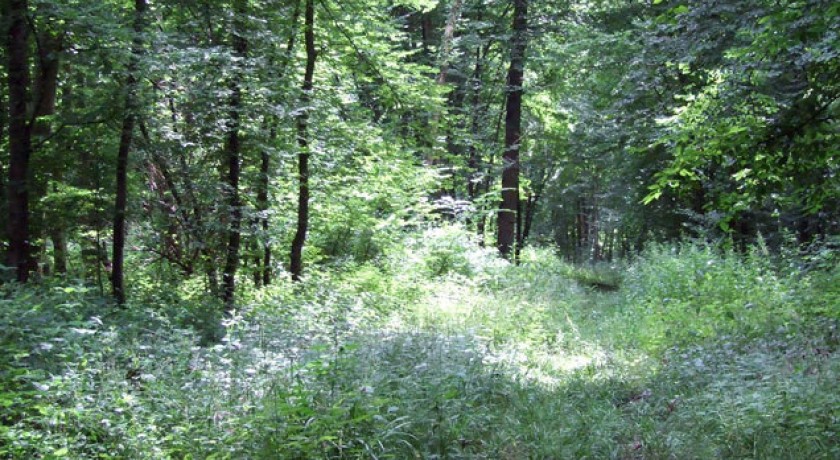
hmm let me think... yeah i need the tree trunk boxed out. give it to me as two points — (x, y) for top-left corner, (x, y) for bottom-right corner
(520, 190), (539, 249)
(222, 0), (248, 310)
(1, 80), (7, 247)
(51, 228), (67, 274)
(32, 30), (62, 139)
(258, 123), (273, 286)
(5, 0), (34, 282)
(49, 177), (67, 274)
(112, 0), (147, 305)
(437, 0), (464, 86)
(466, 42), (488, 204)
(290, 0), (317, 282)
(497, 0), (527, 259)
(426, 0), (465, 201)
(256, 0), (300, 286)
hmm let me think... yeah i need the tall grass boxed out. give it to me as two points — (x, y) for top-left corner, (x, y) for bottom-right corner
(1, 226), (838, 458)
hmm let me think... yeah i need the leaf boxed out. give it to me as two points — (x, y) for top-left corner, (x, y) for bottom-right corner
(642, 190), (662, 205)
(732, 168), (752, 181)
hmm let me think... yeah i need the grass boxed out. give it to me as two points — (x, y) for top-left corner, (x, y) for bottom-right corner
(1, 226), (839, 458)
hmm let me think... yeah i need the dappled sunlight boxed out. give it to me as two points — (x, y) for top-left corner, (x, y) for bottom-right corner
(483, 342), (607, 387)
(3, 234), (838, 458)
(2, 0), (837, 455)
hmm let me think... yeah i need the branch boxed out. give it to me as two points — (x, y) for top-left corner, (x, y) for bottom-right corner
(316, 0), (404, 109)
(32, 117), (110, 150)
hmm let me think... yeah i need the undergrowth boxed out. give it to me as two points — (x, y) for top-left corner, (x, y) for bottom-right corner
(1, 225), (838, 458)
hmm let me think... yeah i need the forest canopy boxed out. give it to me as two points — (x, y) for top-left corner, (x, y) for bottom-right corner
(1, 0), (838, 290)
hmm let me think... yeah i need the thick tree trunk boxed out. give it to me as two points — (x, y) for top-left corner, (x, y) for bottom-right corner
(5, 0), (34, 282)
(497, 0), (527, 259)
(222, 0), (248, 310)
(290, 0), (317, 282)
(112, 0), (147, 305)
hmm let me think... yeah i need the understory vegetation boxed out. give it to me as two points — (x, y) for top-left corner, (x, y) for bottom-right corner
(2, 226), (838, 459)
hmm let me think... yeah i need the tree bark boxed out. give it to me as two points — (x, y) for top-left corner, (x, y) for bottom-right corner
(112, 0), (147, 305)
(51, 228), (67, 273)
(497, 0), (527, 259)
(256, 0), (300, 286)
(466, 43), (487, 203)
(5, 0), (35, 282)
(290, 0), (317, 282)
(222, 0), (248, 310)
(519, 190), (539, 249)
(32, 30), (62, 139)
(257, 122), (273, 286)
(0, 79), (7, 247)
(437, 0), (464, 86)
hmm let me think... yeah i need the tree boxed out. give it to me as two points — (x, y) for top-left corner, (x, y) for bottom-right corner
(290, 0), (317, 282)
(222, 0), (249, 310)
(497, 0), (527, 259)
(112, 0), (148, 305)
(4, 0), (35, 282)
(638, 0), (840, 245)
(256, 0), (301, 287)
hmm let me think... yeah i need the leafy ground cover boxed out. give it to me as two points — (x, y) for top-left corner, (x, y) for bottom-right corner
(2, 227), (838, 458)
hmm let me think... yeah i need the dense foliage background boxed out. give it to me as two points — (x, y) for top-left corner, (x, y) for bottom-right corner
(1, 0), (838, 457)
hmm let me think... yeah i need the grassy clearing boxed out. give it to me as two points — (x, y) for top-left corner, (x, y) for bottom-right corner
(2, 226), (839, 458)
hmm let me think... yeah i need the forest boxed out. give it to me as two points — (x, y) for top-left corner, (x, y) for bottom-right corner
(1, 0), (838, 457)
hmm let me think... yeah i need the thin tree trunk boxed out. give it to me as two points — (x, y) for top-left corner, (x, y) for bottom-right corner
(477, 108), (499, 246)
(32, 30), (61, 140)
(222, 0), (248, 310)
(51, 228), (67, 273)
(466, 43), (487, 204)
(49, 178), (67, 274)
(467, 44), (484, 239)
(0, 80), (5, 146)
(25, 29), (63, 273)
(1, 80), (7, 247)
(426, 0), (465, 199)
(256, 0), (301, 286)
(112, 0), (147, 305)
(497, 0), (527, 260)
(258, 122), (273, 286)
(437, 0), (464, 86)
(250, 236), (261, 288)
(5, 0), (34, 282)
(519, 190), (538, 249)
(515, 194), (522, 259)
(290, 0), (317, 282)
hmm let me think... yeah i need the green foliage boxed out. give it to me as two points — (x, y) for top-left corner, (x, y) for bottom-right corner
(2, 239), (840, 458)
(3, 0), (840, 457)
(639, 0), (840, 231)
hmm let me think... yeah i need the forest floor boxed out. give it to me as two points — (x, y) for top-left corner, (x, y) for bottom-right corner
(2, 229), (839, 458)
